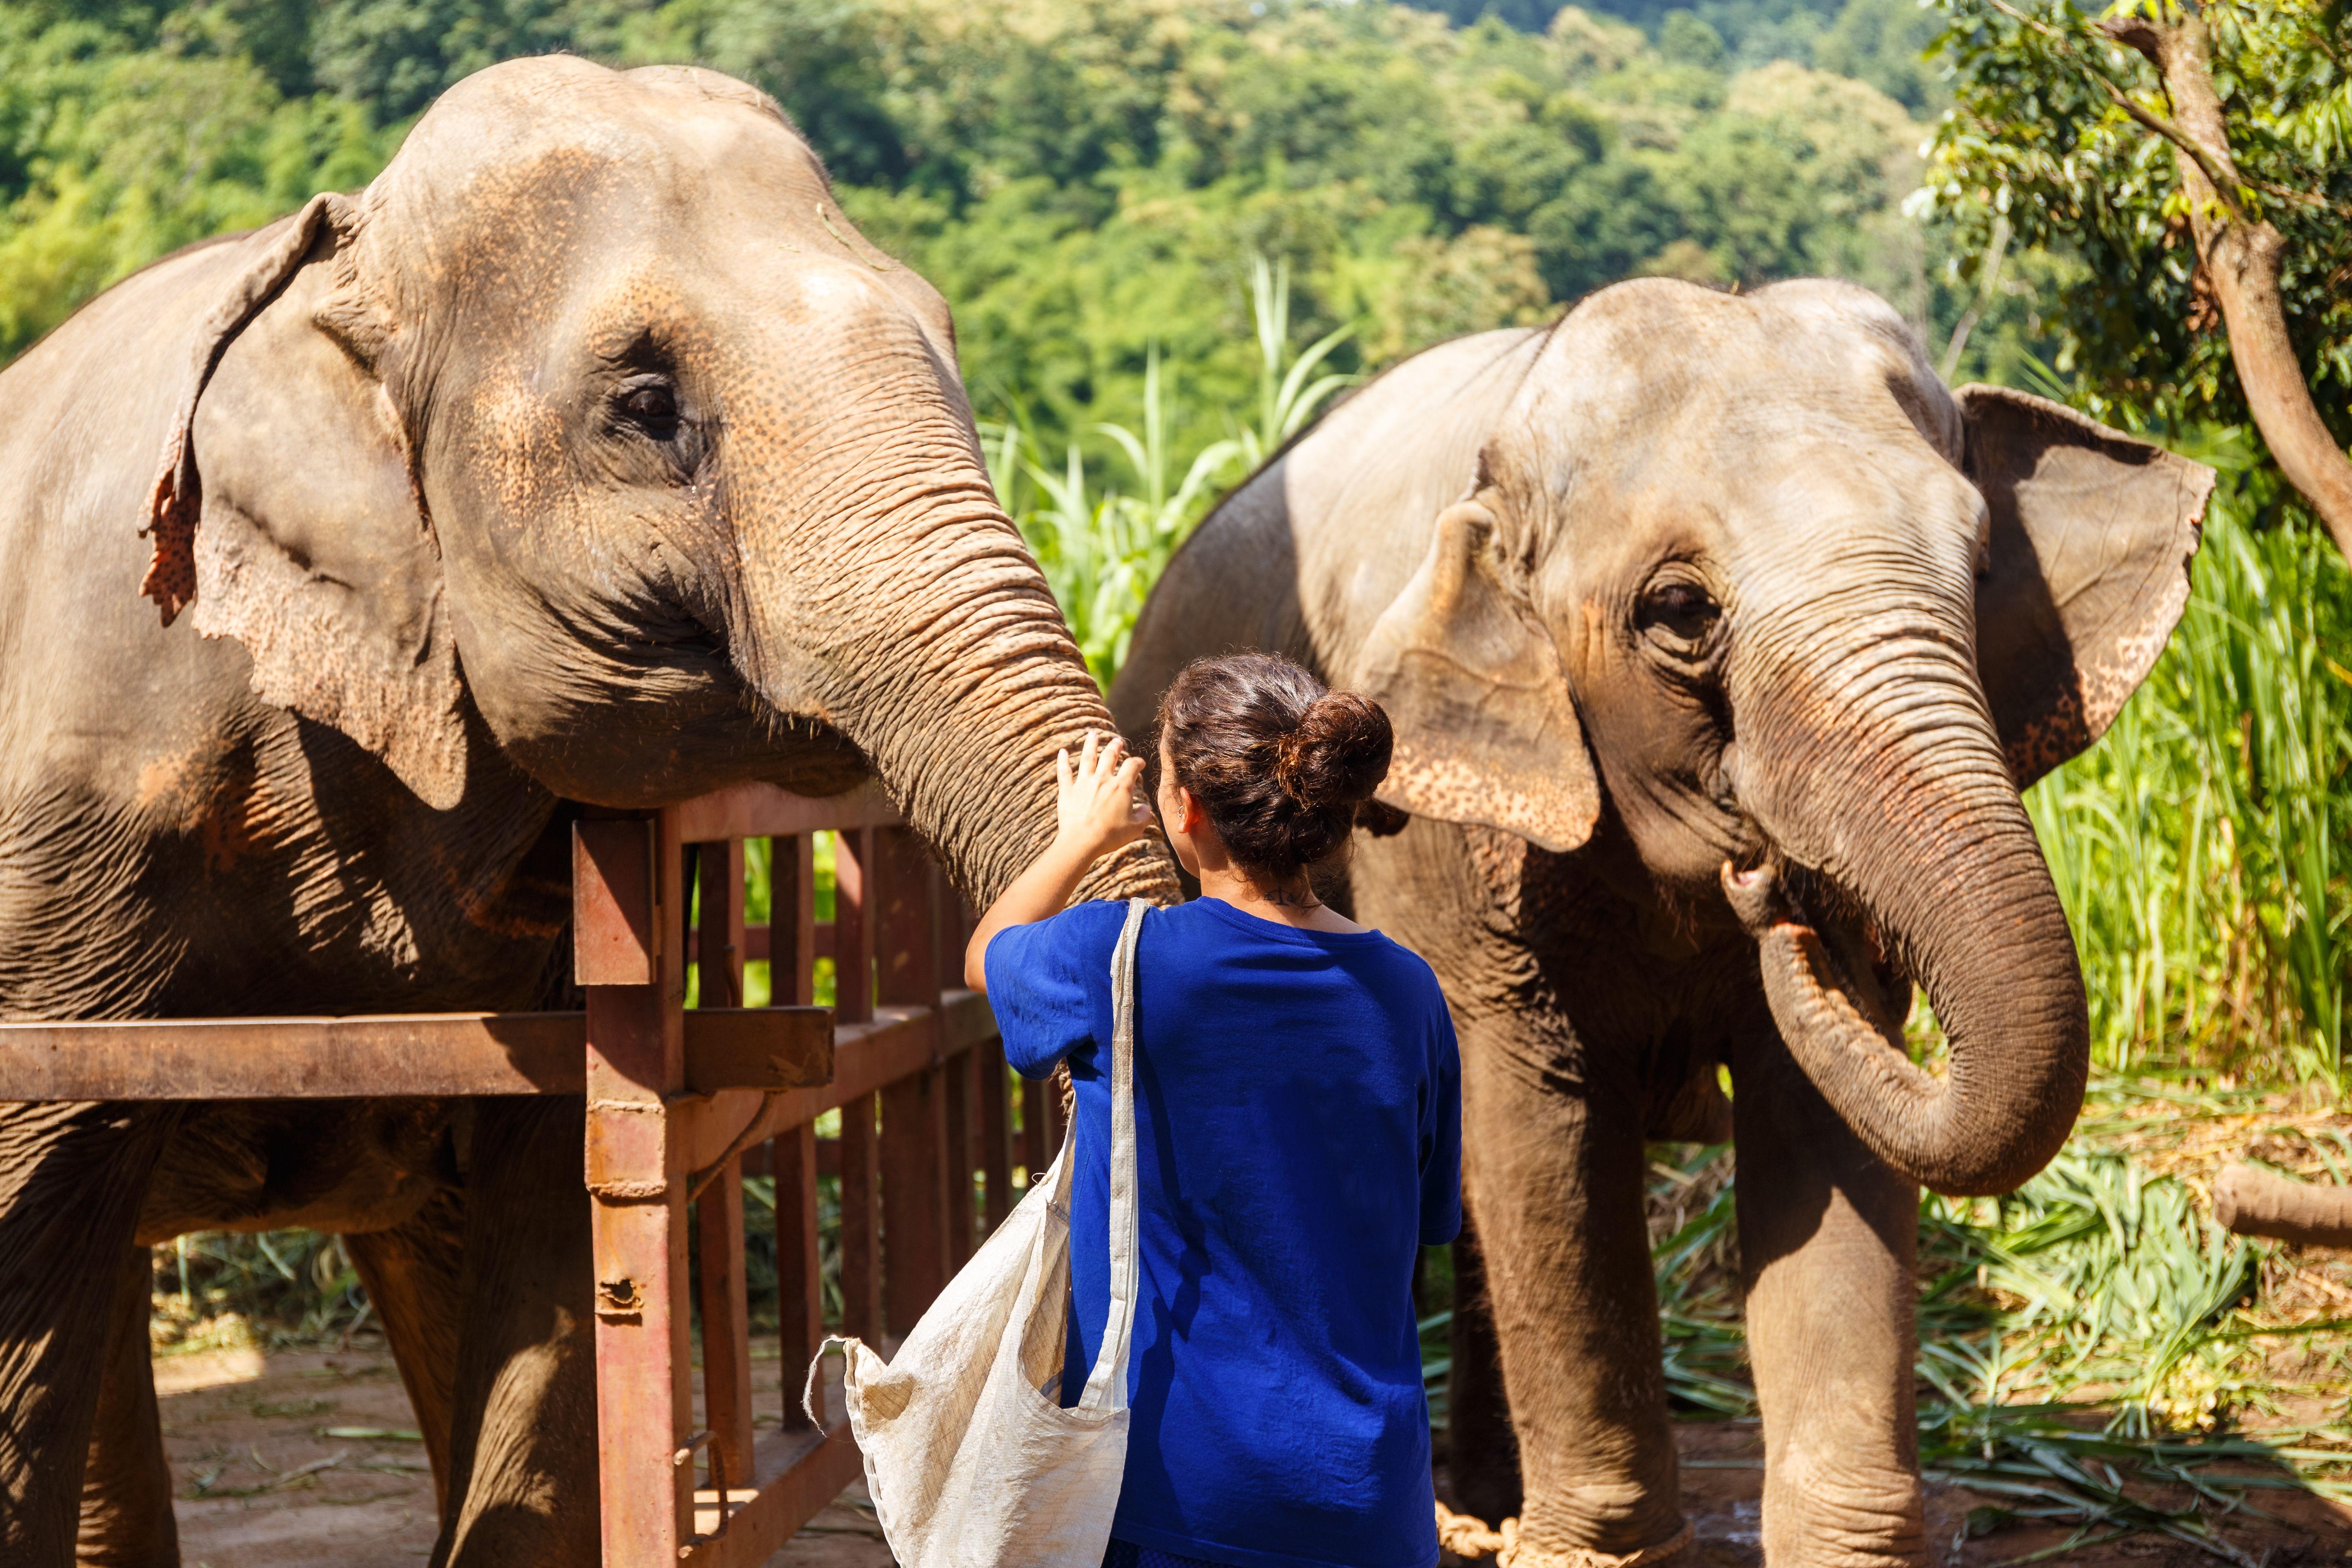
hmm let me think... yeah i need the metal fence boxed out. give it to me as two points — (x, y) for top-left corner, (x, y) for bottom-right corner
(0, 781), (1041, 1565)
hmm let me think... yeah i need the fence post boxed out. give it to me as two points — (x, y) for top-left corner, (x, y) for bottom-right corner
(875, 827), (948, 1333)
(770, 831), (828, 1427)
(578, 810), (692, 1562)
(692, 841), (756, 1490)
(978, 1036), (1013, 1235)
(833, 830), (884, 1346)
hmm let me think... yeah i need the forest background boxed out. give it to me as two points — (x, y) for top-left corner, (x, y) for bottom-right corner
(16, 0), (2352, 1519)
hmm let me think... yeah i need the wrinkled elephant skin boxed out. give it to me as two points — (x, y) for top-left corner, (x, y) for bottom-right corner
(1114, 280), (2210, 1567)
(0, 57), (1173, 1568)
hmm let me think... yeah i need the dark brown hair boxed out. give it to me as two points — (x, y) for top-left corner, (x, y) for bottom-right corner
(1148, 652), (1394, 884)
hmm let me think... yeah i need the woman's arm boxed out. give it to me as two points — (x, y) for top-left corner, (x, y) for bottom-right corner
(963, 732), (1153, 992)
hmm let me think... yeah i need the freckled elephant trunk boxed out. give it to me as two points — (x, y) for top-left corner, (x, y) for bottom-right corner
(1731, 625), (2089, 1198)
(728, 383), (1174, 912)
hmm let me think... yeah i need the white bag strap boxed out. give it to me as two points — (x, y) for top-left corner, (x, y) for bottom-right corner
(1076, 897), (1148, 1413)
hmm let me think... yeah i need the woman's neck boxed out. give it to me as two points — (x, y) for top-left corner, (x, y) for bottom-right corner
(1195, 864), (1367, 934)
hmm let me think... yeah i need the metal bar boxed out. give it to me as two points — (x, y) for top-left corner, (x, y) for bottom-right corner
(874, 828), (940, 1008)
(682, 1421), (863, 1568)
(677, 1001), (965, 1166)
(774, 1123), (824, 1430)
(874, 828), (949, 1333)
(880, 1067), (948, 1335)
(576, 818), (658, 986)
(693, 843), (754, 1490)
(0, 1008), (830, 1102)
(696, 840), (747, 1010)
(836, 1092), (882, 1345)
(672, 780), (901, 845)
(694, 1154), (755, 1490)
(943, 1045), (974, 1270)
(832, 830), (873, 1026)
(1022, 1072), (1048, 1184)
(583, 811), (694, 1563)
(774, 834), (818, 1010)
(977, 1036), (1012, 1236)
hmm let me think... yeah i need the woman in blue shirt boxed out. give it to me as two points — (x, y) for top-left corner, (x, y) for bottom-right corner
(965, 652), (1463, 1568)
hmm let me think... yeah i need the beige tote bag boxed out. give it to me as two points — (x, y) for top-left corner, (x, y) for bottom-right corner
(806, 898), (1147, 1568)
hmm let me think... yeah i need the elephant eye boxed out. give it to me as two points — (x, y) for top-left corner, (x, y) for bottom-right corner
(1636, 576), (1721, 648)
(617, 380), (681, 439)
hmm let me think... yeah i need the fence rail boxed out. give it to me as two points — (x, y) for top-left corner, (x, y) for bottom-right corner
(0, 780), (1047, 1566)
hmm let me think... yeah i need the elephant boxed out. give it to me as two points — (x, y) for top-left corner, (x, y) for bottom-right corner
(0, 55), (1172, 1568)
(1112, 278), (2211, 1566)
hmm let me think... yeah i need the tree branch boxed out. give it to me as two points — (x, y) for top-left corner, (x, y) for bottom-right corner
(2090, 74), (2248, 222)
(2092, 10), (2352, 560)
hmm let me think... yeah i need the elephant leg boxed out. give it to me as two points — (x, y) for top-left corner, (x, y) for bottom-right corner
(77, 1246), (178, 1568)
(346, 1187), (468, 1513)
(0, 1102), (175, 1568)
(1446, 1214), (1522, 1526)
(1464, 1028), (1684, 1556)
(432, 1097), (597, 1568)
(1733, 1030), (1923, 1567)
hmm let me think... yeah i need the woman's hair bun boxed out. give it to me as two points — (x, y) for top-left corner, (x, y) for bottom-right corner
(1274, 692), (1393, 809)
(1153, 652), (1400, 884)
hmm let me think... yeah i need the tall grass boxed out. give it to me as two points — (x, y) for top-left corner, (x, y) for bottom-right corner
(982, 255), (1355, 685)
(2026, 429), (2352, 1090)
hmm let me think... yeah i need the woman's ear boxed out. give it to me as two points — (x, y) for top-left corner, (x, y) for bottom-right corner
(1960, 385), (2214, 788)
(1349, 498), (1599, 852)
(143, 194), (471, 810)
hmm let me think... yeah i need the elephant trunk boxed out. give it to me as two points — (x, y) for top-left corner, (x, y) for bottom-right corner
(1727, 608), (2089, 1197)
(724, 339), (1176, 912)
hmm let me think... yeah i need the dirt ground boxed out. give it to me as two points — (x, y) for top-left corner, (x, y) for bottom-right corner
(159, 1343), (2349, 1568)
(160, 1343), (888, 1568)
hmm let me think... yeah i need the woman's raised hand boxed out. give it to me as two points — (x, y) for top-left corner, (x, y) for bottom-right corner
(1054, 731), (1153, 864)
(965, 730), (1154, 989)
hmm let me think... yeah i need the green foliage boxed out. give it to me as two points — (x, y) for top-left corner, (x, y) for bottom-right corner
(0, 0), (1948, 468)
(0, 10), (393, 359)
(982, 257), (1349, 684)
(1923, 0), (2352, 458)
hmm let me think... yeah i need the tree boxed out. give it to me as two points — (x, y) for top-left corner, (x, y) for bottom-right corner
(1925, 0), (2352, 551)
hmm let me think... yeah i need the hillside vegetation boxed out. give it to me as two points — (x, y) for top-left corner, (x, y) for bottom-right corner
(0, 0), (2036, 452)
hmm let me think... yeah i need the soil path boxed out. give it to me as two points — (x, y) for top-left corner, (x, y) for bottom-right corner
(159, 1347), (2345, 1566)
(160, 1345), (887, 1568)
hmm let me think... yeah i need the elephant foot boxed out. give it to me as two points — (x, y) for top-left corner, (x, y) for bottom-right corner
(1436, 1503), (1694, 1568)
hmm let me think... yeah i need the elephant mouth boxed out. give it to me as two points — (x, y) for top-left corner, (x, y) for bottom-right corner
(1728, 853), (1915, 1037)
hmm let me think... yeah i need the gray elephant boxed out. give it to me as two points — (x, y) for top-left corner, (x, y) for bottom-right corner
(1113, 279), (2209, 1566)
(0, 57), (1170, 1568)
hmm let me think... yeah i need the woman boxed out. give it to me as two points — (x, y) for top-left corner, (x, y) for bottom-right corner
(967, 652), (1462, 1568)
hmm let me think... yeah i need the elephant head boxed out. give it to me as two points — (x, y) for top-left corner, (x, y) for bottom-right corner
(142, 56), (1169, 907)
(1349, 279), (2208, 1195)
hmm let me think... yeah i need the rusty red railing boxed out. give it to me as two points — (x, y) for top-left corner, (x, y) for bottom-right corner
(0, 781), (1051, 1566)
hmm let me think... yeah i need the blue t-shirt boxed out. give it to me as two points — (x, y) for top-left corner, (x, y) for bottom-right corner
(986, 897), (1463, 1568)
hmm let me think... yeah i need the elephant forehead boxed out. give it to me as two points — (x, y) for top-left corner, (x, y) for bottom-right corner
(1488, 283), (1969, 538)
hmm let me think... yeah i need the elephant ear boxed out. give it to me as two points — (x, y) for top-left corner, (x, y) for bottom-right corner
(1962, 384), (2213, 790)
(1351, 499), (1599, 853)
(142, 194), (470, 810)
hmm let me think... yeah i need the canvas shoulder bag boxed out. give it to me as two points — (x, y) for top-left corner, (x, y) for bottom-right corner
(805, 897), (1148, 1568)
